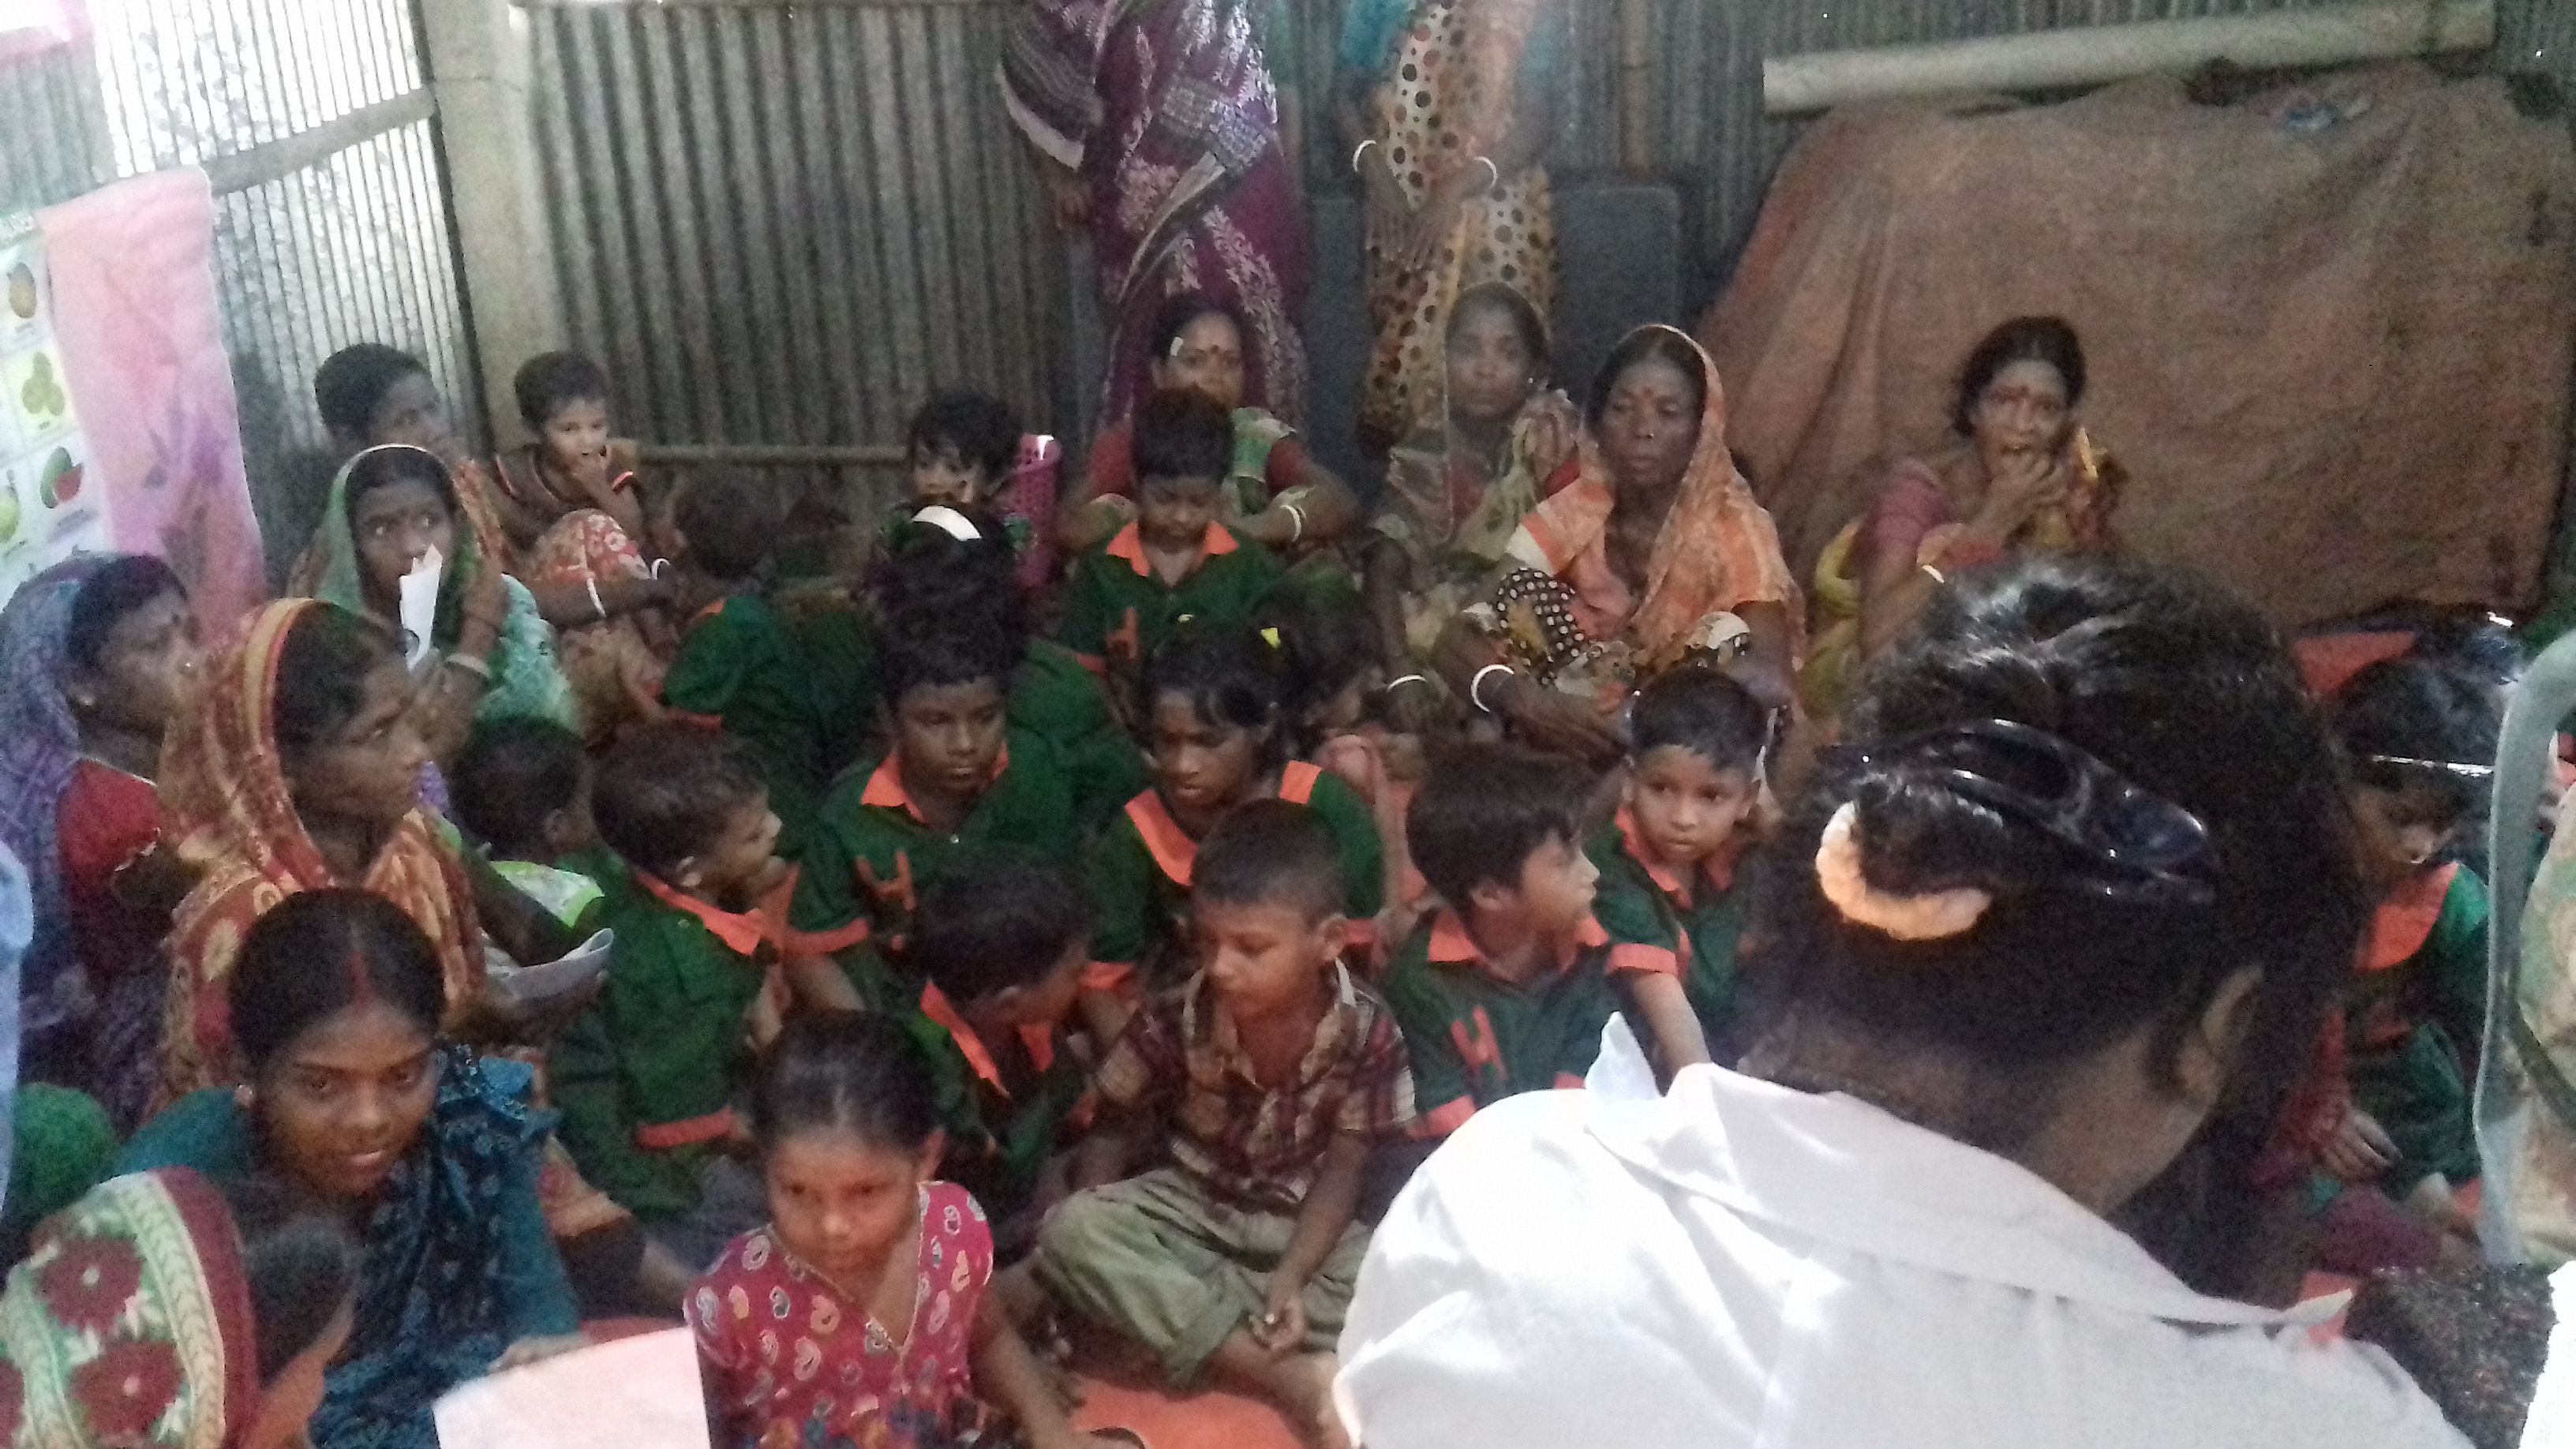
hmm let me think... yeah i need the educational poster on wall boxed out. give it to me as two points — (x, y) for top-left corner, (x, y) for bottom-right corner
(0, 208), (109, 609)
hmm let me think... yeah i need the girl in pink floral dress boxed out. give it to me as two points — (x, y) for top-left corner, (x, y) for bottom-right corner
(688, 1013), (1114, 1449)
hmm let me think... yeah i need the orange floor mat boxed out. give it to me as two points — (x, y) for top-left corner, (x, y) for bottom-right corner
(1069, 1376), (1301, 1449)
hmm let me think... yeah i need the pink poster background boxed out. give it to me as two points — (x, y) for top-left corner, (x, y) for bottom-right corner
(39, 168), (266, 634)
(0, 0), (86, 59)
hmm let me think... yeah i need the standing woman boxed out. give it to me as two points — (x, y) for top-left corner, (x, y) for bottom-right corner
(1001, 0), (1309, 424)
(1337, 0), (1563, 455)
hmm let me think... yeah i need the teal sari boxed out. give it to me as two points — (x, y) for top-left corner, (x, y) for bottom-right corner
(294, 450), (581, 734)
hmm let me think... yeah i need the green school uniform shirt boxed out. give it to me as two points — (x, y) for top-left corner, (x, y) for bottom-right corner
(1088, 762), (1387, 990)
(910, 983), (1090, 1226)
(1056, 520), (1282, 668)
(1380, 908), (1619, 1137)
(549, 870), (791, 1221)
(788, 732), (1082, 959)
(2345, 862), (2489, 1193)
(661, 593), (871, 856)
(1586, 810), (1755, 1054)
(1012, 639), (1151, 836)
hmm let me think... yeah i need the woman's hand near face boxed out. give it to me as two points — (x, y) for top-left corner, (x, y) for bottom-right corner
(1972, 445), (2072, 541)
(458, 557), (508, 658)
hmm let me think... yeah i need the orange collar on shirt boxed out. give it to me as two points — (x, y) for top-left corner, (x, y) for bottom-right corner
(1426, 907), (1608, 980)
(1124, 762), (1323, 887)
(2360, 861), (2462, 973)
(635, 867), (799, 957)
(1104, 519), (1237, 580)
(859, 746), (1012, 826)
(1614, 807), (1742, 908)
(917, 980), (1058, 1097)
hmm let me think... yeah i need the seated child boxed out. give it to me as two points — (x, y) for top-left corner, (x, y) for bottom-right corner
(453, 716), (612, 933)
(1058, 389), (1283, 672)
(896, 390), (1046, 568)
(1088, 623), (1386, 1035)
(1058, 293), (1357, 555)
(2327, 656), (2497, 1241)
(874, 513), (1145, 834)
(1260, 577), (1425, 937)
(661, 471), (869, 856)
(1384, 742), (1615, 1138)
(1588, 665), (1766, 1080)
(1033, 801), (1413, 1444)
(789, 614), (1080, 964)
(691, 1011), (1107, 1449)
(904, 848), (1093, 1237)
(549, 723), (807, 1265)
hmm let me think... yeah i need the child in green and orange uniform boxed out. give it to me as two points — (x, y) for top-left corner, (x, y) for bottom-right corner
(903, 849), (1095, 1241)
(549, 724), (833, 1266)
(1383, 743), (1616, 1139)
(788, 615), (1081, 981)
(2326, 657), (2496, 1238)
(452, 716), (616, 934)
(874, 512), (1146, 835)
(659, 473), (871, 857)
(1086, 624), (1386, 1039)
(1587, 665), (1767, 1083)
(1057, 390), (1282, 674)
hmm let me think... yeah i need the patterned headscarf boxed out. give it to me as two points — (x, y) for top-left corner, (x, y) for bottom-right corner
(0, 556), (116, 1047)
(155, 600), (481, 1101)
(287, 447), (578, 735)
(1504, 325), (1800, 661)
(0, 1168), (258, 1449)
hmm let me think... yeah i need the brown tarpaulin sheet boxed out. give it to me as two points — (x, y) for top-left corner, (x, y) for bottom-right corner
(1700, 64), (2576, 627)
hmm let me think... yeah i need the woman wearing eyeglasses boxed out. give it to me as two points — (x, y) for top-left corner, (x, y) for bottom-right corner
(1339, 556), (2466, 1449)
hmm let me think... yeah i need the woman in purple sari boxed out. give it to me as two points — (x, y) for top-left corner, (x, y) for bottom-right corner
(1002, 0), (1309, 425)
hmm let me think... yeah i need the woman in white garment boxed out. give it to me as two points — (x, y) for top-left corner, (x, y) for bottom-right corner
(1337, 556), (2469, 1449)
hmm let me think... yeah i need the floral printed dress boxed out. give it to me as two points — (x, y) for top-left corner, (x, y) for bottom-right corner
(689, 1182), (1002, 1449)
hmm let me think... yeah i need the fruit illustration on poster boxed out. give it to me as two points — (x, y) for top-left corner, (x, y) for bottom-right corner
(5, 264), (32, 321)
(19, 350), (65, 421)
(38, 447), (77, 507)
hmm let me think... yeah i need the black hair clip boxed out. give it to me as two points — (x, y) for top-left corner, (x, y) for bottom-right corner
(1867, 717), (2218, 907)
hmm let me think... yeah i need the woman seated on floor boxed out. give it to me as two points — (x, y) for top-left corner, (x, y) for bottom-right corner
(1361, 281), (1578, 706)
(1343, 556), (2466, 1449)
(122, 889), (586, 1449)
(1806, 315), (2123, 713)
(1430, 324), (1798, 764)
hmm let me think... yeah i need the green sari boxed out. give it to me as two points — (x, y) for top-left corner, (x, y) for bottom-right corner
(294, 451), (581, 735)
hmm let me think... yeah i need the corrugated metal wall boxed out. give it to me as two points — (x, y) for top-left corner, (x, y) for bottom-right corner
(527, 0), (1065, 519)
(0, 0), (475, 582)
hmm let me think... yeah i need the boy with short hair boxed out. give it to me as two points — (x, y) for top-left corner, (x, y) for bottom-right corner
(1384, 743), (1614, 1139)
(788, 614), (1081, 962)
(452, 715), (614, 933)
(549, 724), (838, 1264)
(659, 471), (868, 856)
(1034, 800), (1413, 1442)
(491, 350), (650, 553)
(1056, 389), (1282, 672)
(1589, 665), (1769, 1080)
(904, 848), (1094, 1236)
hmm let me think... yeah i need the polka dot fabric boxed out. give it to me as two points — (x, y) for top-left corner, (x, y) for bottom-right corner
(1360, 0), (1556, 451)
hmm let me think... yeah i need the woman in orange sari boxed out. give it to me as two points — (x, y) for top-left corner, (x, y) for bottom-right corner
(156, 598), (661, 1301)
(1432, 325), (1798, 764)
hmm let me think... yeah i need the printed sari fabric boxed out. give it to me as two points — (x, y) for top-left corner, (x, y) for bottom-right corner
(689, 1182), (998, 1449)
(1346, 0), (1561, 448)
(0, 1168), (260, 1449)
(1002, 0), (1309, 423)
(521, 509), (668, 743)
(0, 557), (113, 1066)
(289, 448), (581, 736)
(316, 1046), (572, 1449)
(1499, 328), (1798, 677)
(154, 600), (485, 1103)
(1375, 384), (1578, 662)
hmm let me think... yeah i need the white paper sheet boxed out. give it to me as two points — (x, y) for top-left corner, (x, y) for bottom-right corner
(482, 927), (614, 1011)
(398, 544), (440, 672)
(433, 1327), (708, 1449)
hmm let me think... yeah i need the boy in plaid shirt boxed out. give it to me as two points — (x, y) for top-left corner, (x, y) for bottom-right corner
(1033, 799), (1412, 1445)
